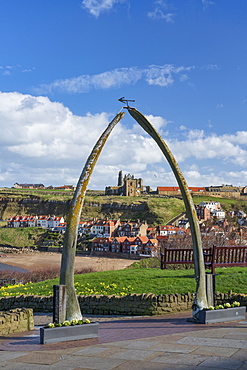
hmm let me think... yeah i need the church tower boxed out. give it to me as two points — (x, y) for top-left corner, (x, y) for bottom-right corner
(118, 170), (123, 186)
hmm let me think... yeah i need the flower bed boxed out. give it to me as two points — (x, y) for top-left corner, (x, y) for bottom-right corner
(40, 319), (99, 344)
(198, 301), (246, 324)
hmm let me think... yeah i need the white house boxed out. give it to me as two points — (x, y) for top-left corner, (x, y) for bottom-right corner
(27, 216), (37, 227)
(48, 216), (65, 228)
(211, 209), (225, 219)
(198, 201), (221, 211)
(158, 225), (178, 236)
(91, 221), (105, 236)
(36, 216), (49, 228)
(178, 219), (190, 229)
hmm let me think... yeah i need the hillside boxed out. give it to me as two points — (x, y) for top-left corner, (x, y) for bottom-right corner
(1, 187), (247, 227)
(192, 194), (247, 214)
(0, 227), (46, 250)
(1, 188), (247, 250)
(0, 188), (186, 226)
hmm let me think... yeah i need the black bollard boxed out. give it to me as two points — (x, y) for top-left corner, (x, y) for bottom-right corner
(53, 285), (66, 324)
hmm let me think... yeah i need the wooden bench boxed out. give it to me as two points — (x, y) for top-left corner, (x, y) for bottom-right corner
(160, 245), (247, 274)
(160, 247), (212, 270)
(204, 245), (247, 274)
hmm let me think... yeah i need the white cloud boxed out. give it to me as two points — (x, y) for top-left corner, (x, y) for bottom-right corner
(0, 92), (166, 187)
(148, 10), (175, 22)
(81, 0), (125, 17)
(1, 91), (247, 189)
(179, 125), (187, 131)
(187, 129), (205, 140)
(145, 115), (168, 132)
(0, 65), (35, 76)
(201, 64), (219, 70)
(169, 130), (247, 167)
(37, 64), (195, 94)
(179, 74), (189, 82)
(148, 0), (175, 22)
(221, 131), (247, 145)
(183, 170), (245, 188)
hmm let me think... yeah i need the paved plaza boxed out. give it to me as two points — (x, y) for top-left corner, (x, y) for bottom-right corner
(0, 311), (246, 369)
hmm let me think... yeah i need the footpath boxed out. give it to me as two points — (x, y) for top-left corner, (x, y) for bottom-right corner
(0, 311), (246, 369)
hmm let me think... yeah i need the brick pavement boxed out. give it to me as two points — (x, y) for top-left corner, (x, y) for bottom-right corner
(0, 311), (246, 369)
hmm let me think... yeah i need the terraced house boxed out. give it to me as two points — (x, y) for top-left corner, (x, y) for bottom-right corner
(92, 236), (158, 257)
(114, 220), (148, 237)
(90, 219), (121, 237)
(7, 215), (64, 228)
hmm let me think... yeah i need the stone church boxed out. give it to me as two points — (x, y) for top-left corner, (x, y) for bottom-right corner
(105, 171), (145, 196)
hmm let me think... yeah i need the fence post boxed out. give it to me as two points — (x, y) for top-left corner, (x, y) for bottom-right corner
(205, 273), (215, 307)
(53, 285), (67, 324)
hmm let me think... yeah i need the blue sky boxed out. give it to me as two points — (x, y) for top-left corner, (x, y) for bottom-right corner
(1, 0), (247, 190)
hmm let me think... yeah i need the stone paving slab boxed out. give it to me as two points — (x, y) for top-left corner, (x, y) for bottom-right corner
(94, 347), (138, 359)
(178, 327), (241, 338)
(150, 353), (210, 366)
(72, 346), (112, 356)
(148, 342), (199, 353)
(135, 333), (185, 344)
(0, 351), (28, 361)
(109, 348), (161, 361)
(231, 349), (247, 362)
(96, 339), (159, 348)
(112, 360), (180, 369)
(110, 339), (160, 349)
(0, 363), (52, 370)
(197, 356), (243, 369)
(50, 355), (125, 370)
(222, 333), (247, 340)
(178, 336), (247, 349)
(9, 351), (70, 365)
(239, 363), (247, 370)
(190, 346), (239, 357)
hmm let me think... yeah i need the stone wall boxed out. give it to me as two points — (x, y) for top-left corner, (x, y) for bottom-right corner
(0, 308), (34, 335)
(215, 291), (247, 306)
(0, 296), (53, 312)
(0, 292), (246, 317)
(78, 293), (194, 315)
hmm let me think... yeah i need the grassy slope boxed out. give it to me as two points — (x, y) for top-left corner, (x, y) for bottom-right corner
(192, 194), (247, 212)
(1, 267), (247, 297)
(0, 227), (46, 248)
(0, 188), (186, 226)
(0, 188), (73, 201)
(0, 198), (185, 248)
(1, 190), (247, 248)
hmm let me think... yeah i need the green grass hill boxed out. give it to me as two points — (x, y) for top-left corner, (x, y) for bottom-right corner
(0, 188), (186, 225)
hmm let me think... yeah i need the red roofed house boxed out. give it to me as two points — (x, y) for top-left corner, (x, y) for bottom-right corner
(157, 186), (205, 196)
(90, 219), (121, 237)
(122, 236), (138, 253)
(92, 237), (112, 252)
(110, 237), (126, 253)
(157, 225), (178, 236)
(120, 236), (158, 256)
(8, 215), (38, 228)
(114, 221), (148, 237)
